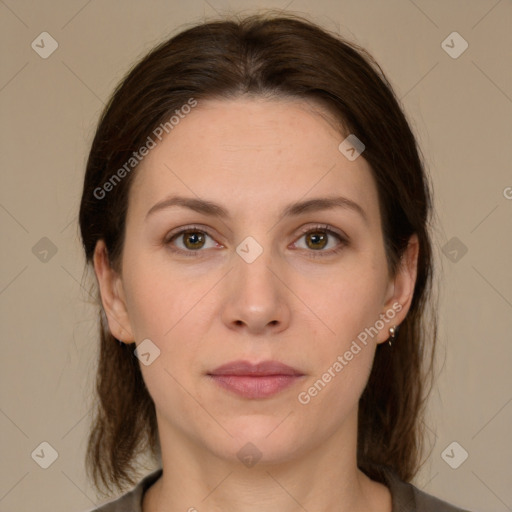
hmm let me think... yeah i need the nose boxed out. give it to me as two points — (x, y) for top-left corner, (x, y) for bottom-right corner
(220, 248), (291, 336)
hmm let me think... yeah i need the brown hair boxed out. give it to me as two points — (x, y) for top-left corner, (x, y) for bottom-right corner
(79, 11), (436, 495)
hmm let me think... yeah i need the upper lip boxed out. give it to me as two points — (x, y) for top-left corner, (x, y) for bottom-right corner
(208, 360), (304, 376)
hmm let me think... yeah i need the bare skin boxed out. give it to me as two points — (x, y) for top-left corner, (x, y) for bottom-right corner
(93, 96), (418, 512)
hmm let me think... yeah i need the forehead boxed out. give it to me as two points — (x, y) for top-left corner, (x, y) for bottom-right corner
(127, 96), (380, 224)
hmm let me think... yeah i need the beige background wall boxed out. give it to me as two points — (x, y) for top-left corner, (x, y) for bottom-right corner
(1, 1), (511, 511)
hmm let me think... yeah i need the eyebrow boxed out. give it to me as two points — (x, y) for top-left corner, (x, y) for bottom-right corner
(145, 194), (368, 224)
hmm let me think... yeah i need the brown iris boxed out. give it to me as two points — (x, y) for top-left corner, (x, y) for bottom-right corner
(305, 231), (328, 250)
(182, 230), (206, 250)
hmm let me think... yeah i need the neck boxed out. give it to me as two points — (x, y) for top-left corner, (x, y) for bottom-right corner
(143, 410), (391, 512)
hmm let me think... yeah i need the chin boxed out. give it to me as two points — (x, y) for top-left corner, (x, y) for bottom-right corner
(213, 416), (307, 466)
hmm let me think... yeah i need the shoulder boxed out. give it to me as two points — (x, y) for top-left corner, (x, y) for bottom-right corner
(377, 465), (475, 512)
(411, 485), (474, 512)
(81, 469), (163, 512)
(83, 466), (477, 512)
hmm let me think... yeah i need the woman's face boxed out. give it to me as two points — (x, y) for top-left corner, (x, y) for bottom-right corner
(95, 96), (416, 465)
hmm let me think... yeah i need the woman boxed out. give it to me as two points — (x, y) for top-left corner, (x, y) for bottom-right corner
(79, 12), (474, 512)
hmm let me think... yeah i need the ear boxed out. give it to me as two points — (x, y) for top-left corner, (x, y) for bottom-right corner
(376, 234), (419, 344)
(93, 239), (135, 343)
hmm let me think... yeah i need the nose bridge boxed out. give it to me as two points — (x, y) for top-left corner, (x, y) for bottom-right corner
(221, 233), (291, 333)
(233, 234), (279, 300)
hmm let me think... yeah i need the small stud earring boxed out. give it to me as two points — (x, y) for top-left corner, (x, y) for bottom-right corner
(388, 325), (397, 347)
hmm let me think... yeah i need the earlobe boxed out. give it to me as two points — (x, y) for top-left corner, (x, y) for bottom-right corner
(93, 239), (134, 343)
(376, 234), (419, 344)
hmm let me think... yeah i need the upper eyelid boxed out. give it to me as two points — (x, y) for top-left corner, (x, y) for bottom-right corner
(165, 224), (221, 243)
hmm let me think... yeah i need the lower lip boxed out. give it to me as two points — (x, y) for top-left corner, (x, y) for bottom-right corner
(208, 375), (303, 399)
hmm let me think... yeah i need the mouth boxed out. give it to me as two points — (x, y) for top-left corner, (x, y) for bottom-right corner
(207, 360), (305, 399)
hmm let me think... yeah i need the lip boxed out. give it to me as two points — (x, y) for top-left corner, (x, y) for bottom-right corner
(207, 360), (305, 399)
(209, 360), (304, 377)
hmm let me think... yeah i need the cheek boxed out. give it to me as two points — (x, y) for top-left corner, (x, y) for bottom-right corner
(122, 257), (215, 389)
(122, 254), (208, 340)
(127, 266), (211, 428)
(296, 275), (383, 421)
(300, 257), (388, 343)
(298, 350), (374, 433)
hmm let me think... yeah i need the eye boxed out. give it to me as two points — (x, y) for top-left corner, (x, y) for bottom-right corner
(164, 224), (347, 258)
(165, 226), (221, 255)
(292, 225), (348, 256)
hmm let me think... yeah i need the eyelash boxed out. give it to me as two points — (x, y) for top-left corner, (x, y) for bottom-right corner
(164, 224), (349, 259)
